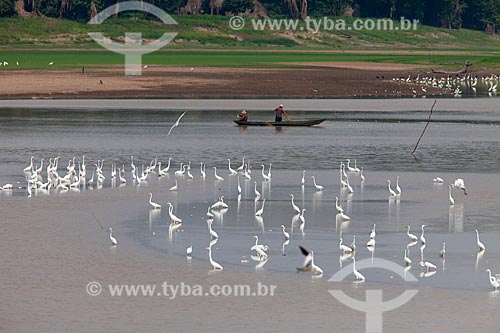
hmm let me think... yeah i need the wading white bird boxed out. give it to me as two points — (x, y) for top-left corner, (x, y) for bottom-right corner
(149, 193), (161, 210)
(108, 228), (117, 246)
(207, 245), (223, 270)
(352, 257), (365, 282)
(311, 176), (323, 191)
(407, 226), (418, 242)
(360, 167), (365, 182)
(297, 246), (323, 276)
(214, 167), (224, 181)
(228, 159), (237, 175)
(200, 163), (206, 178)
(281, 224), (290, 240)
(254, 181), (261, 198)
(420, 260), (436, 272)
(299, 208), (306, 225)
(167, 203), (182, 224)
(449, 185), (455, 205)
(236, 157), (245, 172)
(167, 111), (187, 136)
(420, 225), (426, 245)
(387, 179), (397, 197)
(290, 194), (301, 214)
(261, 165), (271, 181)
(433, 177), (444, 183)
(186, 244), (193, 256)
(476, 229), (486, 252)
(367, 238), (376, 247)
(301, 170), (305, 186)
(404, 249), (412, 266)
(237, 176), (241, 194)
(396, 176), (401, 195)
(208, 219), (218, 239)
(255, 199), (265, 217)
(485, 269), (500, 291)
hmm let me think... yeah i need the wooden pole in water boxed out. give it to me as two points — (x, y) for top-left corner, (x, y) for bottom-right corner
(411, 100), (437, 155)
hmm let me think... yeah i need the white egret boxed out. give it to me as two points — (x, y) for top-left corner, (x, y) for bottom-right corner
(299, 208), (306, 224)
(420, 225), (426, 245)
(369, 224), (376, 240)
(352, 257), (365, 282)
(301, 170), (305, 186)
(335, 196), (344, 214)
(339, 238), (352, 254)
(311, 176), (324, 191)
(206, 206), (214, 219)
(433, 177), (444, 183)
(167, 203), (182, 224)
(255, 199), (265, 217)
(453, 178), (467, 195)
(290, 193), (301, 214)
(440, 242), (446, 258)
(254, 181), (261, 198)
(200, 163), (206, 178)
(485, 269), (500, 291)
(395, 176), (401, 195)
(236, 157), (245, 171)
(207, 245), (223, 270)
(149, 193), (161, 210)
(407, 226), (418, 242)
(186, 244), (193, 256)
(108, 228), (117, 246)
(360, 167), (365, 182)
(167, 111), (187, 136)
(237, 176), (241, 194)
(169, 179), (178, 191)
(387, 180), (397, 197)
(214, 167), (224, 181)
(261, 165), (271, 181)
(228, 159), (237, 175)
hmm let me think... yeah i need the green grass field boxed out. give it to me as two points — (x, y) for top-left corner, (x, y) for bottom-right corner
(0, 16), (500, 69)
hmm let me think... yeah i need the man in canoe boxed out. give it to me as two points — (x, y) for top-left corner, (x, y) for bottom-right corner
(238, 110), (248, 122)
(274, 104), (288, 122)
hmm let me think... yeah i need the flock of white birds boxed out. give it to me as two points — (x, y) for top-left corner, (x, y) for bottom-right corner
(392, 73), (499, 97)
(4, 151), (498, 291)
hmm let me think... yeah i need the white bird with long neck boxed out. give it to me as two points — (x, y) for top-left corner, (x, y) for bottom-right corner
(369, 224), (376, 240)
(161, 157), (172, 174)
(213, 167), (224, 181)
(360, 167), (365, 182)
(108, 228), (117, 246)
(228, 159), (237, 175)
(345, 176), (354, 193)
(174, 163), (185, 176)
(207, 244), (223, 270)
(254, 181), (261, 199)
(255, 199), (265, 217)
(236, 157), (245, 172)
(387, 180), (397, 197)
(346, 159), (356, 173)
(167, 203), (182, 224)
(261, 165), (270, 181)
(200, 163), (206, 178)
(476, 229), (486, 252)
(353, 159), (360, 173)
(23, 156), (34, 173)
(149, 193), (161, 209)
(207, 219), (218, 239)
(301, 170), (305, 186)
(206, 206), (214, 219)
(420, 225), (426, 245)
(448, 185), (455, 205)
(352, 257), (365, 282)
(290, 194), (301, 214)
(485, 269), (500, 291)
(453, 178), (468, 195)
(299, 208), (306, 225)
(407, 226), (418, 242)
(237, 176), (242, 194)
(440, 242), (446, 258)
(311, 176), (324, 191)
(267, 163), (272, 180)
(395, 176), (401, 195)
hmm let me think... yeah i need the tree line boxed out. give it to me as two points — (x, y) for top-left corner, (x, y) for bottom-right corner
(1, 0), (500, 33)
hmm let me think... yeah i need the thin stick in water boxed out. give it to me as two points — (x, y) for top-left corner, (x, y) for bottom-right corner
(411, 100), (437, 155)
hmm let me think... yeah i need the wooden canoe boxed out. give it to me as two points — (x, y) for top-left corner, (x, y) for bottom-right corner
(234, 119), (326, 127)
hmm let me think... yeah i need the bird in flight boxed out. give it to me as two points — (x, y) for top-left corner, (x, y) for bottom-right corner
(167, 111), (187, 136)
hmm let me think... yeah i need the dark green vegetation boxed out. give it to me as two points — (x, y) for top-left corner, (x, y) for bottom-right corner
(4, 0), (500, 33)
(1, 49), (499, 69)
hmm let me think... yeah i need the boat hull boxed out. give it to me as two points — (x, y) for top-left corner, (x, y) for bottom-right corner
(233, 119), (326, 127)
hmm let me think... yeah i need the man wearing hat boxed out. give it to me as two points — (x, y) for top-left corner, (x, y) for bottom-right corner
(238, 109), (248, 122)
(274, 104), (287, 122)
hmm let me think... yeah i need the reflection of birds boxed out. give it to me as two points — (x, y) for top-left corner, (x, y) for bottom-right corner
(167, 111), (187, 136)
(297, 246), (323, 276)
(404, 249), (412, 266)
